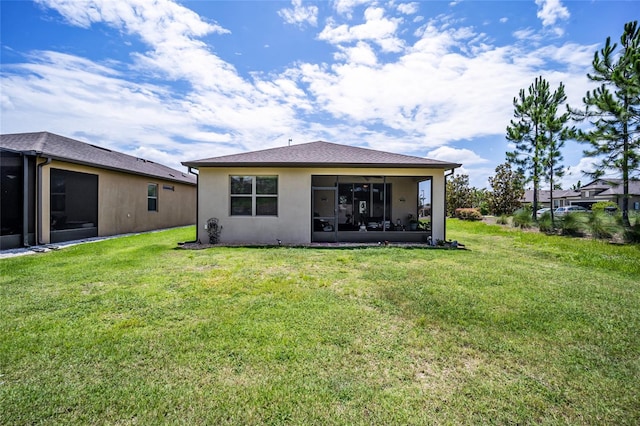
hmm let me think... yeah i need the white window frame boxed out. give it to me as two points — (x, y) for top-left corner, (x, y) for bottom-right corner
(148, 183), (158, 212)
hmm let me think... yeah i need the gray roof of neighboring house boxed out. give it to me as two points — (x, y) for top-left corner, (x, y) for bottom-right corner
(580, 179), (617, 191)
(521, 179), (640, 203)
(182, 141), (462, 169)
(591, 179), (640, 196)
(1, 132), (195, 185)
(521, 189), (578, 203)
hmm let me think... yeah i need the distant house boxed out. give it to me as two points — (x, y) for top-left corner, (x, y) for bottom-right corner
(520, 189), (579, 209)
(1, 132), (196, 250)
(565, 179), (640, 211)
(182, 141), (461, 245)
(521, 179), (640, 211)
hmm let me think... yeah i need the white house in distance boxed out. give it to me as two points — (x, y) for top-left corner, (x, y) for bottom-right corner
(182, 141), (461, 245)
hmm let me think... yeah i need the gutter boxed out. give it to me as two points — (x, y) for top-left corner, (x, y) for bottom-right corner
(37, 156), (51, 245)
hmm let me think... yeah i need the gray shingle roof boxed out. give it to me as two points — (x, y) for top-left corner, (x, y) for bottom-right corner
(182, 141), (461, 169)
(593, 179), (640, 196)
(1, 132), (195, 185)
(521, 189), (579, 203)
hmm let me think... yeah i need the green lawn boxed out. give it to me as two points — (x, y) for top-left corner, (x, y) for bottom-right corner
(1, 221), (639, 424)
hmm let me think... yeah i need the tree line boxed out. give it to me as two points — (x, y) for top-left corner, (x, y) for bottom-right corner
(447, 21), (639, 228)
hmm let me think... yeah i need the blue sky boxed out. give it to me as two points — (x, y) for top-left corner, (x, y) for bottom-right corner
(1, 0), (636, 188)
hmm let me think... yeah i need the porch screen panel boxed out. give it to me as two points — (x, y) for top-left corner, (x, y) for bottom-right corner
(0, 151), (22, 236)
(50, 168), (98, 230)
(338, 182), (391, 227)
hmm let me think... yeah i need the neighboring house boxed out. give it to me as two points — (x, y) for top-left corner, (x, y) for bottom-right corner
(520, 179), (640, 211)
(182, 141), (461, 245)
(565, 179), (640, 211)
(521, 189), (579, 209)
(1, 132), (196, 250)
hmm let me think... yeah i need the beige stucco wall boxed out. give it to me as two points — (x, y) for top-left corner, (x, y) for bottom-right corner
(38, 159), (196, 243)
(196, 166), (449, 244)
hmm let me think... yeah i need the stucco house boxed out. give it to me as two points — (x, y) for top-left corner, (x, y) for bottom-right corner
(520, 189), (579, 209)
(182, 141), (461, 245)
(565, 179), (640, 211)
(521, 179), (640, 211)
(1, 132), (196, 250)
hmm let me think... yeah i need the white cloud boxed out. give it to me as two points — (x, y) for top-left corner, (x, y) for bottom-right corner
(333, 0), (370, 19)
(560, 157), (598, 189)
(278, 0), (318, 27)
(397, 2), (419, 15)
(36, 0), (227, 37)
(535, 0), (570, 27)
(513, 28), (544, 43)
(499, 17), (508, 23)
(2, 0), (601, 184)
(300, 18), (594, 153)
(3, 0), (317, 169)
(426, 146), (488, 165)
(318, 7), (405, 53)
(333, 41), (378, 65)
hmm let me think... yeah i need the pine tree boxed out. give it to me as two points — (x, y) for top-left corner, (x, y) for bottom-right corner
(507, 76), (572, 221)
(542, 82), (572, 223)
(506, 76), (551, 220)
(572, 21), (640, 227)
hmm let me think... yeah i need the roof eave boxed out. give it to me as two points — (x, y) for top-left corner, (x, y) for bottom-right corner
(46, 155), (196, 185)
(182, 161), (462, 169)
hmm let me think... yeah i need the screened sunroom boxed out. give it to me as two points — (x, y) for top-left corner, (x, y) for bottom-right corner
(311, 175), (433, 243)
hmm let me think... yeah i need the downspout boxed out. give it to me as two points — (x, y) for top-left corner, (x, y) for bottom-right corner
(22, 154), (30, 247)
(185, 167), (199, 243)
(37, 156), (51, 245)
(444, 168), (455, 241)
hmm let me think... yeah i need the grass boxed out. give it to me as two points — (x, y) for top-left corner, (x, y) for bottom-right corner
(1, 222), (639, 424)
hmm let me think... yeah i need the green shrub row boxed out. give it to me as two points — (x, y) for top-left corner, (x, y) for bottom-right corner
(505, 209), (640, 243)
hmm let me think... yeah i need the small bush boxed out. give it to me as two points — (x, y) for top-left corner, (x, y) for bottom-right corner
(591, 200), (618, 213)
(496, 215), (509, 225)
(624, 214), (640, 243)
(455, 208), (483, 221)
(537, 212), (555, 234)
(478, 202), (490, 216)
(558, 212), (587, 237)
(512, 208), (533, 229)
(586, 211), (620, 239)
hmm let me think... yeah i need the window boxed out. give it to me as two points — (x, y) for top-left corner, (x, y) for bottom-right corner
(148, 183), (158, 211)
(230, 176), (277, 216)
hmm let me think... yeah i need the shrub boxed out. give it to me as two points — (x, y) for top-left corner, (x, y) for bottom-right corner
(496, 215), (510, 225)
(512, 208), (533, 229)
(591, 200), (618, 213)
(455, 208), (483, 221)
(558, 212), (587, 237)
(586, 210), (621, 239)
(624, 214), (640, 243)
(537, 212), (555, 234)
